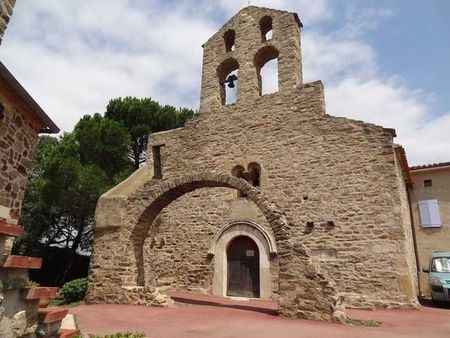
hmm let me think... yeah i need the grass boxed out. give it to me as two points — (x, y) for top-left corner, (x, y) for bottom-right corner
(345, 317), (382, 327)
(48, 298), (84, 308)
(74, 333), (146, 338)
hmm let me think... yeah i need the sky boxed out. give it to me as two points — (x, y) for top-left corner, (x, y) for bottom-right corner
(0, 0), (449, 166)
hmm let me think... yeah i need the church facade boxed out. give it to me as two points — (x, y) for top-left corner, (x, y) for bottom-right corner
(87, 6), (418, 320)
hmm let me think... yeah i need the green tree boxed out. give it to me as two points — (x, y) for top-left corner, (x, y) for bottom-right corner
(74, 113), (131, 176)
(14, 115), (131, 284)
(105, 97), (194, 169)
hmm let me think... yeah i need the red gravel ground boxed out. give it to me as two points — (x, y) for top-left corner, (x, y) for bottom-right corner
(70, 292), (450, 338)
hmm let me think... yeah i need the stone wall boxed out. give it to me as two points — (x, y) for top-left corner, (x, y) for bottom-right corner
(143, 188), (279, 295)
(0, 76), (40, 226)
(140, 80), (417, 307)
(393, 148), (418, 297)
(0, 0), (16, 45)
(89, 171), (346, 321)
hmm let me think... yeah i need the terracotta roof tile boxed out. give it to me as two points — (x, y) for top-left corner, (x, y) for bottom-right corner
(410, 162), (450, 171)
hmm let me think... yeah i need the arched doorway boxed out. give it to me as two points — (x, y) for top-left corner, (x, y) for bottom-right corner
(227, 236), (260, 298)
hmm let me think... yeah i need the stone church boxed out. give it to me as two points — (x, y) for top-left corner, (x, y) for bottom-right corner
(87, 6), (418, 321)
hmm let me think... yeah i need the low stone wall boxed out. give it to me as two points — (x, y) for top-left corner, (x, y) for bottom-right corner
(0, 269), (38, 337)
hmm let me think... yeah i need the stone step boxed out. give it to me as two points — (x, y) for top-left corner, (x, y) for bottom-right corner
(1, 255), (42, 269)
(22, 286), (58, 300)
(0, 220), (23, 237)
(38, 307), (69, 324)
(58, 328), (80, 338)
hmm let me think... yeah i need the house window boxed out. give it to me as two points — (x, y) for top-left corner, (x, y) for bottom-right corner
(424, 179), (432, 187)
(418, 199), (441, 228)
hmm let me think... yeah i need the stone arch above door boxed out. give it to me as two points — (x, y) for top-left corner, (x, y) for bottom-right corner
(90, 170), (345, 322)
(209, 220), (276, 299)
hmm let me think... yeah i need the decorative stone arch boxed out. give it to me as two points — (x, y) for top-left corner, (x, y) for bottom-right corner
(254, 44), (280, 95)
(208, 220), (277, 299)
(223, 29), (236, 52)
(131, 171), (345, 321)
(259, 15), (273, 42)
(217, 57), (239, 105)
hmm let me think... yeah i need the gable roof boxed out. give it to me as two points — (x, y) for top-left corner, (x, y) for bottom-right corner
(0, 61), (59, 133)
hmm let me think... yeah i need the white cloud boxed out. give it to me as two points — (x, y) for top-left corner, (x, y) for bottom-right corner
(302, 32), (377, 81)
(405, 114), (450, 165)
(325, 77), (450, 164)
(1, 0), (216, 130)
(0, 0), (448, 165)
(216, 0), (332, 24)
(339, 5), (394, 38)
(326, 77), (428, 133)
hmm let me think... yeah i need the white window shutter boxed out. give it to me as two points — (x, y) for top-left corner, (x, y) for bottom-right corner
(428, 200), (441, 226)
(419, 200), (441, 228)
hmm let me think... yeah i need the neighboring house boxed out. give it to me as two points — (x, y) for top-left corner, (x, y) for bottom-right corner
(0, 62), (59, 228)
(409, 162), (450, 296)
(88, 6), (418, 321)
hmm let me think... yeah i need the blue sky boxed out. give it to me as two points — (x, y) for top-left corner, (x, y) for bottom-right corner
(324, 0), (450, 115)
(0, 0), (449, 165)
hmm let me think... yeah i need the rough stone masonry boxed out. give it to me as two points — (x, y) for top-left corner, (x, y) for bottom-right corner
(0, 0), (15, 45)
(88, 6), (418, 321)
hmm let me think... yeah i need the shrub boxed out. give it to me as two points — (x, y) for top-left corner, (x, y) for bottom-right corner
(89, 333), (146, 338)
(60, 278), (87, 303)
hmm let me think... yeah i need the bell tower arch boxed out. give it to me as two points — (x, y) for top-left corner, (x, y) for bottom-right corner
(199, 6), (303, 111)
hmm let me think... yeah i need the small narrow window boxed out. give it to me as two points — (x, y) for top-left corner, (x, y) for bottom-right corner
(260, 16), (273, 42)
(224, 30), (236, 52)
(151, 142), (165, 179)
(424, 179), (432, 187)
(0, 102), (4, 120)
(247, 162), (261, 188)
(418, 199), (441, 228)
(232, 165), (247, 198)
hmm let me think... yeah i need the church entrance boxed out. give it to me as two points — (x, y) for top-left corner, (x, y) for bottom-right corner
(227, 236), (260, 298)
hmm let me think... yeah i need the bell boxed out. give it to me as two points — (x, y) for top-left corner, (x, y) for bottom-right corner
(226, 74), (238, 88)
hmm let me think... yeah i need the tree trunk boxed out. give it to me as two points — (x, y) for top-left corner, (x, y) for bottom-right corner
(57, 222), (86, 285)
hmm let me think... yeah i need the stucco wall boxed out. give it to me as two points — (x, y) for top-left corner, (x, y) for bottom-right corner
(410, 166), (450, 296)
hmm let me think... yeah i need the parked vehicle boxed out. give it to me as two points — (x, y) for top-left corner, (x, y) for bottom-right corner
(423, 252), (450, 303)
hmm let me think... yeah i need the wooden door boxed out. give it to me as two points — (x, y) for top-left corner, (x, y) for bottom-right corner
(226, 236), (260, 298)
